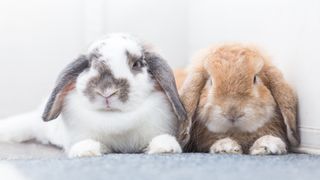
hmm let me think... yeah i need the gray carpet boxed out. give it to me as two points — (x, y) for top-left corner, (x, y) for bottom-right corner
(0, 143), (320, 180)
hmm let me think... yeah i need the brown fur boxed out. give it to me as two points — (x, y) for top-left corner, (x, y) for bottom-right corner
(186, 116), (286, 153)
(185, 84), (287, 153)
(174, 69), (188, 88)
(176, 44), (299, 152)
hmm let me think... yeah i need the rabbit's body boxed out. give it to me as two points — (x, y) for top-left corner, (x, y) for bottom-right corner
(177, 44), (299, 155)
(61, 89), (176, 153)
(0, 34), (187, 158)
(186, 103), (287, 153)
(0, 90), (176, 154)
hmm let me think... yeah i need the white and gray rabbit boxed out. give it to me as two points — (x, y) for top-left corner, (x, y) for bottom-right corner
(0, 34), (187, 158)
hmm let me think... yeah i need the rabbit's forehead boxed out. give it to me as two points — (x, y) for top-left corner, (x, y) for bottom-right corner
(208, 46), (262, 75)
(100, 39), (142, 57)
(89, 35), (144, 78)
(207, 59), (255, 96)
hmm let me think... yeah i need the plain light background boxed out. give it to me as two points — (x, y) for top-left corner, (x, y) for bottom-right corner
(0, 0), (319, 152)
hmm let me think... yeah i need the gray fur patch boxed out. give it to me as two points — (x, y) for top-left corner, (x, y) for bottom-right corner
(144, 50), (188, 122)
(126, 50), (146, 75)
(84, 54), (130, 103)
(42, 55), (90, 121)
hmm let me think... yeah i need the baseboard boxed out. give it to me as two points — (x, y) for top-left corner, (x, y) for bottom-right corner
(293, 146), (320, 155)
(293, 127), (320, 154)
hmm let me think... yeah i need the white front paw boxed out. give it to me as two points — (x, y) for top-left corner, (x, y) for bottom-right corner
(250, 135), (287, 155)
(68, 139), (103, 158)
(147, 134), (182, 154)
(210, 138), (242, 154)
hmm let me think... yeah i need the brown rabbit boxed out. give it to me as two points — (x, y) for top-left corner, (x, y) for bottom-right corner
(176, 44), (299, 155)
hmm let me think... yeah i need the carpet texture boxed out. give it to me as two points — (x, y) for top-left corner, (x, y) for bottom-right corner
(0, 143), (319, 180)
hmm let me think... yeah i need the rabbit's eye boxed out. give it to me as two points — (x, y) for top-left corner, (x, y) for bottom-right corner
(253, 75), (257, 84)
(132, 60), (144, 70)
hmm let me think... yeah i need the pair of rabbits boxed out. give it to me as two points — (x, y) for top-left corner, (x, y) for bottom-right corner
(0, 34), (299, 158)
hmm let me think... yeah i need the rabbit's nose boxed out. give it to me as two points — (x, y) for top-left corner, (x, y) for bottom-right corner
(225, 106), (244, 123)
(227, 114), (244, 123)
(104, 89), (119, 99)
(228, 118), (237, 123)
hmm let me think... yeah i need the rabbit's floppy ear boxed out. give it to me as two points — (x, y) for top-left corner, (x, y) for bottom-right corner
(42, 55), (90, 122)
(177, 60), (209, 147)
(144, 51), (187, 123)
(261, 64), (300, 146)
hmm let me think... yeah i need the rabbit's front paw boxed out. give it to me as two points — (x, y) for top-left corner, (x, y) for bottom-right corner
(210, 138), (243, 154)
(250, 135), (287, 155)
(146, 134), (182, 154)
(68, 139), (103, 158)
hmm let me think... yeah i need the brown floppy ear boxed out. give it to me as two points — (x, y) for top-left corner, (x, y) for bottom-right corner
(261, 64), (300, 146)
(177, 60), (209, 147)
(144, 51), (187, 123)
(42, 55), (90, 122)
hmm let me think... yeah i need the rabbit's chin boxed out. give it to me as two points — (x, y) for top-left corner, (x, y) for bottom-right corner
(89, 98), (126, 112)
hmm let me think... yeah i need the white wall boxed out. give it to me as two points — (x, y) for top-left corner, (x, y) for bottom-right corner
(0, 0), (319, 153)
(0, 0), (88, 117)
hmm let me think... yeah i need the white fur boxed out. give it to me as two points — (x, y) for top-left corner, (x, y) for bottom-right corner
(240, 105), (275, 132)
(97, 35), (142, 80)
(250, 135), (287, 155)
(0, 90), (178, 158)
(210, 137), (242, 154)
(60, 90), (177, 154)
(68, 139), (104, 158)
(205, 106), (232, 133)
(147, 134), (182, 154)
(0, 34), (181, 158)
(0, 112), (40, 143)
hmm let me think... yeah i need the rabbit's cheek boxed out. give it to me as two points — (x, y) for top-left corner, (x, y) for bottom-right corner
(235, 106), (275, 132)
(205, 106), (234, 133)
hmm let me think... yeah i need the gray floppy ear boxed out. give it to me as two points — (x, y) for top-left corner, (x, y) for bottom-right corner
(144, 51), (188, 122)
(42, 55), (89, 122)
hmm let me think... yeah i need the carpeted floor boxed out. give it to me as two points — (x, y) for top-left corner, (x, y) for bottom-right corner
(0, 143), (319, 180)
